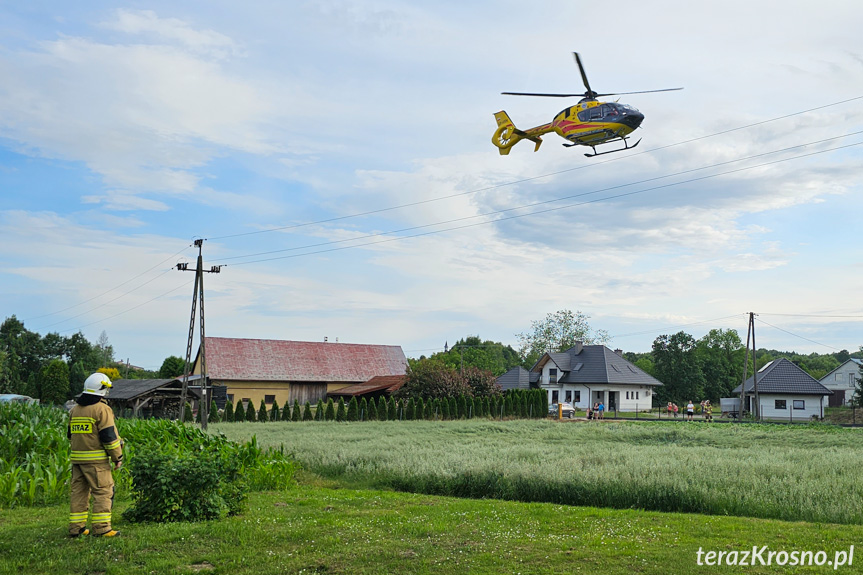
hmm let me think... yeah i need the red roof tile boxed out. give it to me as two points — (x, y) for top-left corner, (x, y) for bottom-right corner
(201, 337), (407, 383)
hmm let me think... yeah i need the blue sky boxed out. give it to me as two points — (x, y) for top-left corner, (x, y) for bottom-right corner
(1, 1), (862, 370)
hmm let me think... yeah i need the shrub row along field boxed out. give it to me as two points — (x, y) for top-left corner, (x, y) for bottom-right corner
(0, 402), (297, 510)
(215, 419), (863, 525)
(212, 388), (547, 423)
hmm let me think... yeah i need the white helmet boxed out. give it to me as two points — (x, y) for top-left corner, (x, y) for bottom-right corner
(83, 373), (113, 396)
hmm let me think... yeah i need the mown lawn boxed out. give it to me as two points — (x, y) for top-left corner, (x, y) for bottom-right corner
(2, 481), (862, 575)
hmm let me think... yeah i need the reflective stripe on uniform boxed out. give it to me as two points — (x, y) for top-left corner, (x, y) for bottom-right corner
(70, 449), (109, 462)
(69, 511), (88, 522)
(90, 512), (111, 523)
(103, 438), (122, 450)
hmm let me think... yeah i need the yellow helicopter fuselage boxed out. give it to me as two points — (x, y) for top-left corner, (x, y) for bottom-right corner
(493, 100), (645, 156)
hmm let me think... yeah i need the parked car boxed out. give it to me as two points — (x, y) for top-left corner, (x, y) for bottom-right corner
(0, 394), (39, 405)
(548, 402), (575, 418)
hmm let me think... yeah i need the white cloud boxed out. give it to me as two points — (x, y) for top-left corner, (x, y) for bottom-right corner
(104, 9), (239, 58)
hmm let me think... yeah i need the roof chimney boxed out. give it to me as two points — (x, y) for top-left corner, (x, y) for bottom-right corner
(573, 341), (583, 355)
(614, 348), (623, 356)
(324, 336), (328, 342)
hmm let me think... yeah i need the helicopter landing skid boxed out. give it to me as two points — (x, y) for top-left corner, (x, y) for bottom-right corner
(581, 137), (641, 157)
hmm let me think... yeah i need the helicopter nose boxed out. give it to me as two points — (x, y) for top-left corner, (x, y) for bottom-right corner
(620, 111), (644, 130)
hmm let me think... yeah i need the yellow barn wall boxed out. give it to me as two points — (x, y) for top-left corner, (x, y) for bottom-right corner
(217, 380), (355, 409)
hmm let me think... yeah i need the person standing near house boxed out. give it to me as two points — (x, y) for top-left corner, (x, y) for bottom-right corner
(673, 403), (679, 418)
(68, 373), (124, 538)
(704, 400), (713, 422)
(667, 402), (674, 418)
(597, 401), (605, 420)
(686, 400), (695, 421)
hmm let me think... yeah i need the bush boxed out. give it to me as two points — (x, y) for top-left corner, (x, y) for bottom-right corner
(282, 401), (291, 421)
(184, 402), (193, 422)
(209, 400), (220, 423)
(246, 402), (256, 422)
(234, 401), (245, 422)
(347, 397), (358, 422)
(302, 401), (313, 421)
(325, 399), (335, 421)
(224, 400), (234, 422)
(123, 445), (246, 523)
(270, 400), (280, 422)
(257, 400), (269, 422)
(378, 396), (388, 421)
(315, 399), (325, 421)
(336, 398), (347, 422)
(359, 397), (368, 421)
(293, 399), (302, 422)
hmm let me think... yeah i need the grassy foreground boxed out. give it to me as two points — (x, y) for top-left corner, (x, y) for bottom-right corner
(1, 481), (862, 575)
(214, 419), (863, 525)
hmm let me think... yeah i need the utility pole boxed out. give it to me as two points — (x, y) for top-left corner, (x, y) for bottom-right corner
(177, 239), (221, 430)
(740, 312), (759, 420)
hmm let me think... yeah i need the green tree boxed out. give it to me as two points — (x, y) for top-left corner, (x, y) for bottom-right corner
(424, 335), (522, 377)
(233, 400), (245, 422)
(183, 402), (193, 422)
(515, 309), (610, 368)
(336, 398), (347, 422)
(398, 358), (469, 401)
(159, 356), (186, 379)
(257, 400), (269, 422)
(208, 400), (220, 423)
(325, 399), (335, 421)
(387, 397), (397, 420)
(316, 399), (325, 421)
(462, 366), (502, 398)
(269, 399), (281, 422)
(224, 400), (234, 422)
(652, 331), (705, 404)
(440, 397), (450, 419)
(378, 396), (388, 421)
(417, 397), (426, 420)
(367, 396), (378, 420)
(347, 397), (359, 421)
(0, 316), (43, 394)
(359, 397), (368, 421)
(292, 399), (302, 422)
(695, 329), (745, 401)
(405, 397), (416, 420)
(302, 401), (313, 421)
(282, 401), (291, 421)
(245, 401), (257, 422)
(40, 359), (69, 405)
(69, 361), (87, 398)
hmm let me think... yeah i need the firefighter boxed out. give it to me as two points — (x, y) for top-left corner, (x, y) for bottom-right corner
(68, 373), (124, 537)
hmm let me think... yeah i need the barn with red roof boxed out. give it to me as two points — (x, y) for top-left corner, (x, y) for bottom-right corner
(191, 337), (407, 410)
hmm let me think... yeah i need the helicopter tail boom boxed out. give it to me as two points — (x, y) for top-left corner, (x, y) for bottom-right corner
(492, 111), (543, 155)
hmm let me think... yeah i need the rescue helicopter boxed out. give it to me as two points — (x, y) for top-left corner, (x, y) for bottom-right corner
(492, 52), (682, 157)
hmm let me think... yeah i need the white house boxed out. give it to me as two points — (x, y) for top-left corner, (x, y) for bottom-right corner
(818, 359), (861, 407)
(497, 342), (663, 412)
(733, 358), (832, 420)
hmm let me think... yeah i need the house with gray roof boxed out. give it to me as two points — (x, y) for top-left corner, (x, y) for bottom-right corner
(733, 358), (832, 420)
(496, 342), (662, 412)
(818, 359), (862, 407)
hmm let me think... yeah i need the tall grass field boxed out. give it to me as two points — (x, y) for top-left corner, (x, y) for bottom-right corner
(215, 419), (863, 525)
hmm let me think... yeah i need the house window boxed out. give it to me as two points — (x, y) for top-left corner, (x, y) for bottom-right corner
(793, 400), (805, 410)
(636, 392), (639, 400)
(836, 373), (843, 381)
(549, 368), (558, 384)
(264, 394), (275, 405)
(626, 392), (630, 400)
(573, 391), (581, 403)
(551, 391), (559, 403)
(775, 400), (787, 410)
(565, 390), (572, 403)
(852, 374), (857, 386)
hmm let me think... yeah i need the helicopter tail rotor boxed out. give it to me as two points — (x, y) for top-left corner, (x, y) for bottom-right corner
(492, 111), (543, 155)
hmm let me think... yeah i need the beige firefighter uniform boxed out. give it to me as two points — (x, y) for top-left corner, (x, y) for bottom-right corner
(68, 395), (123, 536)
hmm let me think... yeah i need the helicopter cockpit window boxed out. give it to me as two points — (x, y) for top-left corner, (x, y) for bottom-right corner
(602, 104), (620, 117)
(578, 109), (591, 121)
(589, 106), (603, 120)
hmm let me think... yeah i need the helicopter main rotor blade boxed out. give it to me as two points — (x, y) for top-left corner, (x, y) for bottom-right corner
(573, 52), (594, 96)
(501, 91), (584, 97)
(591, 87), (684, 97)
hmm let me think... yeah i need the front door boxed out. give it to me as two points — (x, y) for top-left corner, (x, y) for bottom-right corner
(608, 391), (617, 411)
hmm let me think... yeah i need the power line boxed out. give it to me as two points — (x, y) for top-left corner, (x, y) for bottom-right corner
(215, 130), (863, 263)
(205, 95), (863, 242)
(22, 246), (192, 323)
(222, 139), (863, 267)
(609, 313), (747, 339)
(755, 317), (843, 351)
(757, 312), (863, 319)
(54, 282), (190, 335)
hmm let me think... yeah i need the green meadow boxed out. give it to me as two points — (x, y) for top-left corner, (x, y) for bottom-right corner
(215, 418), (863, 525)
